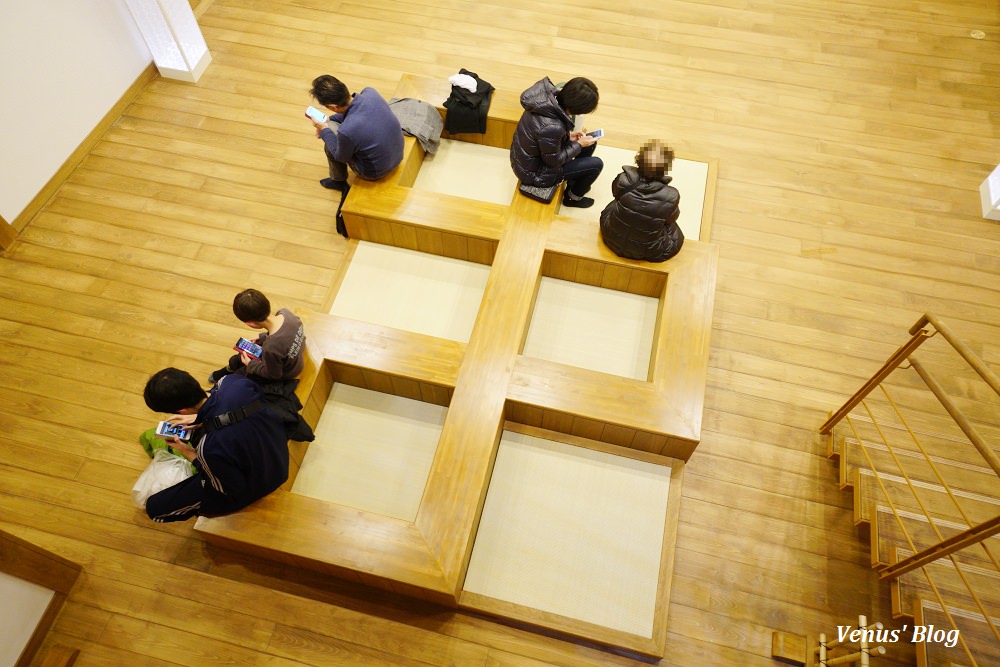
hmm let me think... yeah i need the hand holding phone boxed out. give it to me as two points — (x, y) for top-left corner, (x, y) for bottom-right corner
(234, 337), (263, 359)
(305, 105), (327, 123)
(586, 129), (604, 139)
(156, 420), (192, 441)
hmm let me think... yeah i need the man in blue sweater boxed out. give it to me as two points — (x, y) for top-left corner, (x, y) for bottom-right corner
(307, 75), (404, 191)
(142, 368), (288, 523)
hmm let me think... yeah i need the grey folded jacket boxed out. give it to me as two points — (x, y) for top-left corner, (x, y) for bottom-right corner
(389, 97), (444, 154)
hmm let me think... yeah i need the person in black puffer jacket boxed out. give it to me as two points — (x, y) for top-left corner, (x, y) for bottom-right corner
(600, 140), (684, 262)
(510, 77), (603, 208)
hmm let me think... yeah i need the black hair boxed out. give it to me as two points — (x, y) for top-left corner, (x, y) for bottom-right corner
(556, 77), (599, 115)
(233, 288), (271, 323)
(144, 368), (206, 414)
(310, 75), (351, 107)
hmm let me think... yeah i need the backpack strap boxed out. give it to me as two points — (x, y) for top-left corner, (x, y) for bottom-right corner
(201, 400), (264, 434)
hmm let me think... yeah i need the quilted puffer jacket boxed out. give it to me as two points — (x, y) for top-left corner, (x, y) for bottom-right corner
(600, 166), (684, 263)
(509, 78), (580, 187)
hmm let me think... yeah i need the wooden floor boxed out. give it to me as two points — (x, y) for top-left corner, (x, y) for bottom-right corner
(2, 0), (999, 665)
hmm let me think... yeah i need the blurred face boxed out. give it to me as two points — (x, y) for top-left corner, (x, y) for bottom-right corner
(637, 143), (671, 179)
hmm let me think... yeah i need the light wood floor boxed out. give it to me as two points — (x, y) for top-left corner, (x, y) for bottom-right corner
(3, 0), (999, 664)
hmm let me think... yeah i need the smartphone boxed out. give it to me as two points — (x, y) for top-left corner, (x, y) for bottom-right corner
(586, 129), (604, 139)
(156, 421), (192, 441)
(305, 105), (327, 123)
(234, 337), (263, 359)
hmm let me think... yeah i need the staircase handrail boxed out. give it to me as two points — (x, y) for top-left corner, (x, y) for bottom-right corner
(819, 323), (932, 435)
(823, 313), (1000, 478)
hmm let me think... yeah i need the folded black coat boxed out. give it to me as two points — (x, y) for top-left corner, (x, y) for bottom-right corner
(254, 377), (316, 442)
(443, 68), (495, 134)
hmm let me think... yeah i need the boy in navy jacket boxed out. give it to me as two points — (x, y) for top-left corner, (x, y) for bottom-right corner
(143, 368), (288, 523)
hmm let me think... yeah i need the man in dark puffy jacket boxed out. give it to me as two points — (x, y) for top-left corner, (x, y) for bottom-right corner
(142, 368), (289, 523)
(600, 140), (684, 262)
(510, 77), (603, 208)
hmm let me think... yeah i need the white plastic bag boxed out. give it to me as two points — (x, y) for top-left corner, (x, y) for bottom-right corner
(132, 449), (196, 509)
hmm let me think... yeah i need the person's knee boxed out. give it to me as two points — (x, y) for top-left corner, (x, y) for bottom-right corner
(145, 492), (166, 521)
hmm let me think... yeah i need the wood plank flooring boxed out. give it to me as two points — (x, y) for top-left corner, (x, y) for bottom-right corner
(2, 0), (998, 664)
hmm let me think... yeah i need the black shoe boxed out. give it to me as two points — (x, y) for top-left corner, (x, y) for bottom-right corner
(320, 178), (349, 192)
(562, 195), (594, 208)
(207, 366), (230, 385)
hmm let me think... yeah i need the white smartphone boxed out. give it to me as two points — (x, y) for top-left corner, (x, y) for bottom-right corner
(156, 421), (192, 441)
(586, 128), (604, 139)
(305, 105), (327, 123)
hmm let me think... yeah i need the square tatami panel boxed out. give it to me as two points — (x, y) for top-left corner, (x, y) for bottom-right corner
(464, 430), (673, 638)
(558, 144), (709, 241)
(330, 241), (490, 342)
(523, 276), (659, 380)
(412, 138), (519, 206)
(0, 571), (56, 667)
(291, 383), (447, 521)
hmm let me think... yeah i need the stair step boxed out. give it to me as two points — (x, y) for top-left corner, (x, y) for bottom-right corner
(890, 545), (1000, 621)
(873, 504), (999, 570)
(852, 465), (883, 526)
(913, 598), (999, 667)
(830, 413), (994, 466)
(834, 430), (997, 498)
(847, 386), (1000, 449)
(853, 465), (1000, 531)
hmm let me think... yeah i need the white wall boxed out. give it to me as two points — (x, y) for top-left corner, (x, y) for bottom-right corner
(0, 0), (152, 223)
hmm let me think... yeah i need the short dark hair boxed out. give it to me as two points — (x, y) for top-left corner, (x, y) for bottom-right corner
(310, 75), (351, 107)
(144, 368), (206, 414)
(556, 77), (599, 115)
(233, 289), (270, 323)
(635, 140), (674, 180)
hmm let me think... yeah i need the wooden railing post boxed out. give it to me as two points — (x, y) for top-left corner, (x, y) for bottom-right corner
(908, 356), (1000, 477)
(771, 616), (889, 665)
(911, 313), (1000, 396)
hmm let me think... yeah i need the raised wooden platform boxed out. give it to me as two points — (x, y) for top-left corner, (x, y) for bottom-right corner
(195, 73), (719, 658)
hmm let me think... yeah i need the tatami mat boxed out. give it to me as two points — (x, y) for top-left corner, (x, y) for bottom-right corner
(412, 138), (707, 241)
(412, 138), (518, 206)
(330, 241), (490, 342)
(557, 144), (708, 241)
(291, 383), (446, 521)
(0, 571), (55, 667)
(523, 276), (658, 380)
(464, 430), (672, 637)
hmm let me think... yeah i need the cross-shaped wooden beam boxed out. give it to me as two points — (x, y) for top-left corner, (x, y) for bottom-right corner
(196, 74), (718, 658)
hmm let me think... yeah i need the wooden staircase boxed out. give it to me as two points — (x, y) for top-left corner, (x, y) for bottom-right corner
(829, 430), (1000, 667)
(823, 314), (1000, 667)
